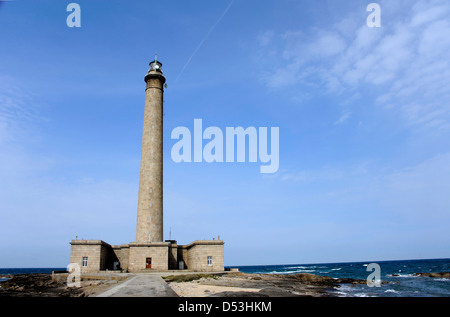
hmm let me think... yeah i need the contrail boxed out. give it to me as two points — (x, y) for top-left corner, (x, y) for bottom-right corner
(175, 0), (235, 83)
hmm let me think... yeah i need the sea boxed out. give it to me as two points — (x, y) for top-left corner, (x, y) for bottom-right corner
(226, 258), (450, 297)
(1, 258), (449, 297)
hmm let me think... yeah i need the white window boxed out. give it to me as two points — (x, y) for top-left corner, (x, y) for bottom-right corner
(207, 256), (212, 266)
(82, 257), (88, 267)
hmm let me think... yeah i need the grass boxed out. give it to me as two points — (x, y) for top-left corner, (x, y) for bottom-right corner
(162, 273), (220, 283)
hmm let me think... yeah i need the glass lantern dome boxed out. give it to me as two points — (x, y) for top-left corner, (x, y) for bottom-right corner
(149, 60), (162, 72)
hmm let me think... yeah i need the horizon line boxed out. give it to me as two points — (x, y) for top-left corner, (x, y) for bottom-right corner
(1, 257), (449, 269)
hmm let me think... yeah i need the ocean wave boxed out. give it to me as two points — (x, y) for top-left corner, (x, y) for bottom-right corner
(331, 268), (342, 271)
(333, 290), (349, 297)
(333, 285), (352, 297)
(436, 278), (449, 282)
(267, 269), (316, 274)
(384, 289), (400, 294)
(268, 270), (292, 274)
(390, 274), (414, 278)
(286, 266), (327, 270)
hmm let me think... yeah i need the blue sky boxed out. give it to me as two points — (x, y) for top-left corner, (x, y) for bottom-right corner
(0, 0), (449, 267)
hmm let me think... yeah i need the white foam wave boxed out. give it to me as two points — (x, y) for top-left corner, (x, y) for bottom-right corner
(333, 285), (352, 297)
(333, 290), (348, 297)
(268, 269), (316, 274)
(391, 274), (414, 278)
(331, 268), (342, 271)
(285, 265), (326, 269)
(384, 289), (400, 294)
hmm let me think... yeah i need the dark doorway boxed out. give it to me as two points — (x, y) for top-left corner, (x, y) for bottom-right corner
(146, 257), (152, 269)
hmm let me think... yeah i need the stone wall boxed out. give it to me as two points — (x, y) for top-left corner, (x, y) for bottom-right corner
(168, 242), (178, 270)
(177, 246), (188, 269)
(184, 240), (224, 272)
(128, 242), (169, 272)
(100, 243), (118, 270)
(112, 244), (130, 271)
(69, 240), (110, 273)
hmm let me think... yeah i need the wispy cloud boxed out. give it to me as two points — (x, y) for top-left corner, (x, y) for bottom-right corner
(334, 111), (352, 125)
(0, 77), (40, 143)
(260, 0), (450, 132)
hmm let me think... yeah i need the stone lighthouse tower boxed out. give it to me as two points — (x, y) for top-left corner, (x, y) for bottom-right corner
(70, 57), (224, 273)
(135, 55), (165, 243)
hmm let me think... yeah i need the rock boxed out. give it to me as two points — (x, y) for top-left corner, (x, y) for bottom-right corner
(413, 272), (450, 278)
(290, 273), (335, 284)
(0, 273), (86, 297)
(335, 278), (367, 285)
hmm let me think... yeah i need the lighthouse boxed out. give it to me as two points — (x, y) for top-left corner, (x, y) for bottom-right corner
(70, 56), (224, 273)
(136, 55), (166, 243)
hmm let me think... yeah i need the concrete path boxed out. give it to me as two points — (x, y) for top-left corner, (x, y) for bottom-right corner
(95, 274), (178, 297)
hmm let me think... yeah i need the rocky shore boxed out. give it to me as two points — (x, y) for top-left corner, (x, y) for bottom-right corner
(0, 273), (127, 297)
(412, 272), (450, 278)
(2, 271), (448, 297)
(0, 272), (368, 297)
(163, 272), (372, 297)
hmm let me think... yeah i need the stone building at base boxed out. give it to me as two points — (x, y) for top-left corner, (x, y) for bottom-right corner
(70, 239), (224, 273)
(69, 57), (225, 273)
